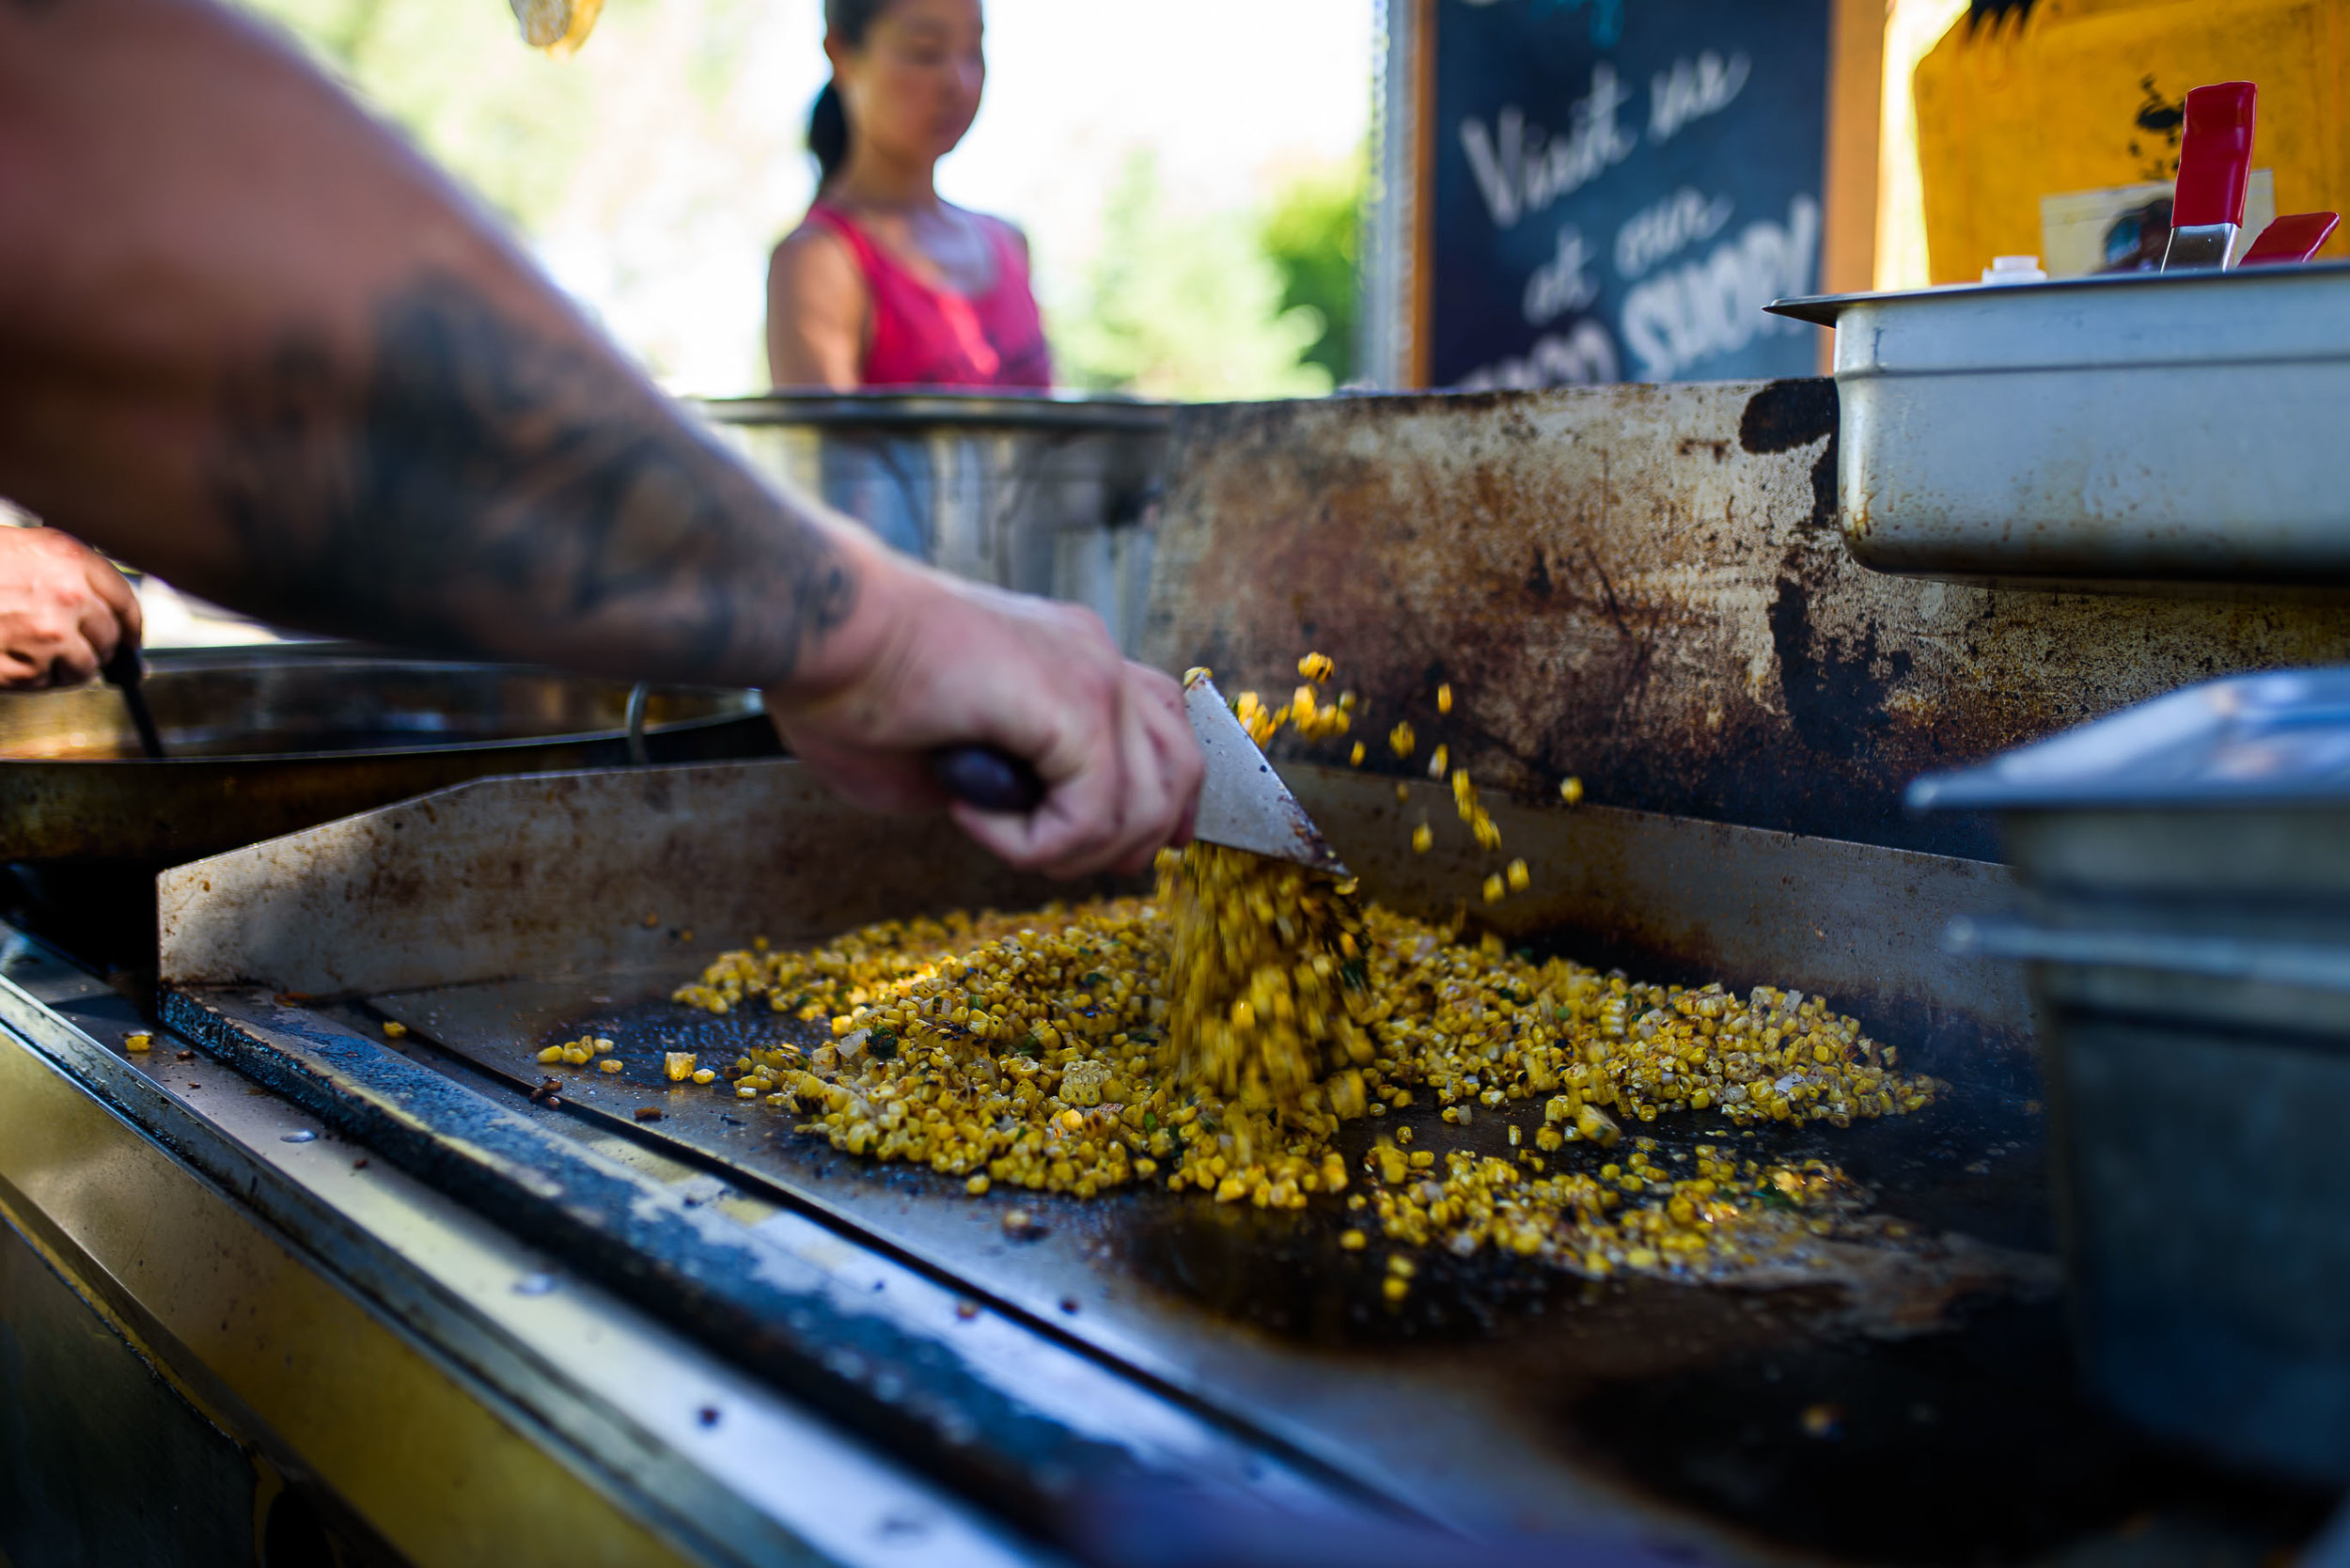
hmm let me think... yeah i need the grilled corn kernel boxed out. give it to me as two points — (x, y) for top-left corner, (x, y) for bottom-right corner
(1428, 744), (1449, 779)
(1388, 721), (1416, 759)
(1350, 741), (1366, 766)
(1383, 1276), (1410, 1301)
(538, 1045), (563, 1063)
(650, 711), (1940, 1299)
(598, 1058), (623, 1074)
(382, 1020), (408, 1039)
(691, 1068), (716, 1085)
(1436, 683), (1452, 713)
(1559, 776), (1584, 806)
(1297, 651), (1335, 682)
(663, 1051), (697, 1082)
(1482, 872), (1506, 903)
(124, 1032), (151, 1053)
(1411, 823), (1434, 854)
(965, 1174), (991, 1195)
(1506, 858), (1530, 891)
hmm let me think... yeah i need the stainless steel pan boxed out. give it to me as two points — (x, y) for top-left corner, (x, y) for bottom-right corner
(0, 647), (772, 863)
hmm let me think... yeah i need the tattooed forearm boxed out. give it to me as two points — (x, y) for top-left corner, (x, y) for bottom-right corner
(210, 274), (854, 683)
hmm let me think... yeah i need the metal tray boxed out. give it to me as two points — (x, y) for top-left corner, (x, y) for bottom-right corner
(1767, 262), (2350, 589)
(1918, 667), (2350, 1481)
(0, 649), (774, 863)
(145, 759), (2341, 1563)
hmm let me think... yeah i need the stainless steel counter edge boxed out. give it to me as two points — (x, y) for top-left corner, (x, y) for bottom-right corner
(0, 924), (1062, 1568)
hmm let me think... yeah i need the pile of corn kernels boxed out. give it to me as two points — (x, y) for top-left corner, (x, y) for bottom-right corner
(661, 843), (1941, 1288)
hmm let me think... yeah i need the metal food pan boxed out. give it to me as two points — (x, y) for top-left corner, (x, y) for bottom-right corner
(0, 649), (774, 863)
(1918, 667), (2350, 1480)
(1767, 263), (2350, 589)
(149, 758), (2341, 1562)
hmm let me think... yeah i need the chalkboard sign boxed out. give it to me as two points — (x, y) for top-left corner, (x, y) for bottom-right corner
(1428, 0), (1833, 388)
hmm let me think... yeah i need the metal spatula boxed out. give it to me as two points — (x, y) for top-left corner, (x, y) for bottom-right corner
(928, 672), (1348, 874)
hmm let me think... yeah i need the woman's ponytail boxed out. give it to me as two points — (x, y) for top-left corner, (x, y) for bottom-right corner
(807, 0), (888, 189)
(808, 80), (849, 188)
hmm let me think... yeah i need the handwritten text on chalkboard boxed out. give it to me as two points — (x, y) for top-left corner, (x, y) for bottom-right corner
(1430, 0), (1830, 388)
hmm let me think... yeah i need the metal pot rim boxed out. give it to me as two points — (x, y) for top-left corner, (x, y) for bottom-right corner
(697, 389), (1172, 433)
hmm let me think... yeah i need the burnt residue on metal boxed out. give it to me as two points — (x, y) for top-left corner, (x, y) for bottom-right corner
(1143, 385), (2350, 862)
(156, 986), (1255, 1542)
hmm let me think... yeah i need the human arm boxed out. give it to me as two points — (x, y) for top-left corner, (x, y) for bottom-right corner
(766, 225), (869, 390)
(0, 0), (1196, 873)
(0, 525), (142, 690)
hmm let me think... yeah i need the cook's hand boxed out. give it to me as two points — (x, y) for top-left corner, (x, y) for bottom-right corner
(0, 526), (142, 690)
(766, 563), (1202, 879)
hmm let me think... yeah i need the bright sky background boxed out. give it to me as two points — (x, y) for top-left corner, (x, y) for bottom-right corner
(534, 0), (1376, 394)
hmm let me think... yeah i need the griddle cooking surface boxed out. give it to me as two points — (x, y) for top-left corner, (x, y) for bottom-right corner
(366, 963), (2326, 1564)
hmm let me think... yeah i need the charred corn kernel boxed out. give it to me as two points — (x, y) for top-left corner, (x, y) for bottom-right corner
(1436, 683), (1452, 713)
(598, 1058), (623, 1074)
(1340, 1228), (1367, 1249)
(382, 1020), (408, 1039)
(1350, 741), (1366, 765)
(124, 1033), (151, 1053)
(1482, 872), (1506, 903)
(647, 728), (1937, 1296)
(1507, 858), (1530, 891)
(537, 1045), (563, 1063)
(691, 1068), (716, 1085)
(1298, 651), (1335, 682)
(1388, 721), (1416, 758)
(1428, 744), (1449, 779)
(1411, 823), (1434, 854)
(1560, 776), (1584, 806)
(665, 1051), (697, 1082)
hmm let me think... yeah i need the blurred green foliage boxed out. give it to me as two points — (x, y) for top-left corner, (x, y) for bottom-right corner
(1261, 153), (1364, 388)
(1050, 151), (1363, 400)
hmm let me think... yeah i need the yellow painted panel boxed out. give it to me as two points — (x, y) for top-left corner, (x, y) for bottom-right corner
(1914, 0), (2350, 280)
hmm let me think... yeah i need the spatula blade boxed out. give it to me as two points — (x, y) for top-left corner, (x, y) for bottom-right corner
(1183, 673), (1349, 875)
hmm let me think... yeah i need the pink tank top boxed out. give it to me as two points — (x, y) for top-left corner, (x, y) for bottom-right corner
(807, 201), (1052, 390)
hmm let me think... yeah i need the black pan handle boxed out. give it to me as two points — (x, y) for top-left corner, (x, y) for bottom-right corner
(931, 745), (1044, 813)
(102, 641), (167, 760)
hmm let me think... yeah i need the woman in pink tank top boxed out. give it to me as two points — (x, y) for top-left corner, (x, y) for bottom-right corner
(765, 0), (1050, 392)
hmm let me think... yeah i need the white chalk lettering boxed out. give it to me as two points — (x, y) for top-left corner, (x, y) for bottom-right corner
(1457, 66), (1639, 231)
(1615, 187), (1734, 279)
(1454, 321), (1622, 392)
(1619, 195), (1819, 381)
(1523, 226), (1600, 325)
(1649, 51), (1751, 143)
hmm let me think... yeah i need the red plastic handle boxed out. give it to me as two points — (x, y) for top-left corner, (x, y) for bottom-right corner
(2240, 211), (2342, 265)
(2173, 81), (2258, 228)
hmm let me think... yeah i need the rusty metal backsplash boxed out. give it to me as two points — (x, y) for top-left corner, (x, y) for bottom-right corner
(1140, 383), (2350, 860)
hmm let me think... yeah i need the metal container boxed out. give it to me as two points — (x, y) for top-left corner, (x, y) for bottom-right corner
(1913, 667), (2350, 1481)
(699, 393), (1170, 652)
(1767, 263), (2350, 588)
(0, 647), (772, 863)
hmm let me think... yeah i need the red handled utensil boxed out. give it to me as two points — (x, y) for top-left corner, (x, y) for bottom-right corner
(2162, 81), (2258, 272)
(2239, 211), (2341, 266)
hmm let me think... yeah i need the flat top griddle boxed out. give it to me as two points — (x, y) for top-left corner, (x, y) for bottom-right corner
(154, 761), (2336, 1566)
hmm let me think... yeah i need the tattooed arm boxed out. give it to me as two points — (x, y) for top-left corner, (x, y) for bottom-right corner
(0, 0), (1198, 874)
